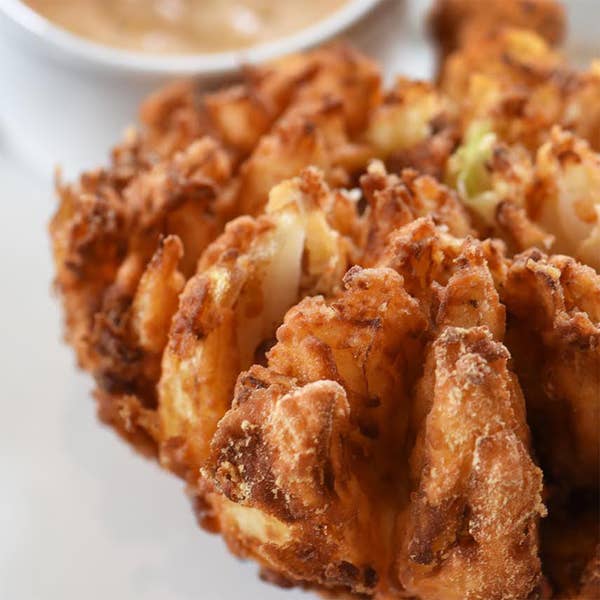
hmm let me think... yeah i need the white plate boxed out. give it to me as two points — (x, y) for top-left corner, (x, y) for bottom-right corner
(0, 2), (596, 599)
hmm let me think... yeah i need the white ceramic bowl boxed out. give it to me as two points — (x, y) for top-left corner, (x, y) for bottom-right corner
(0, 0), (380, 177)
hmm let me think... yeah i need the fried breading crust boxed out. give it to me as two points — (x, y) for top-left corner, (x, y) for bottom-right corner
(50, 138), (232, 404)
(447, 124), (600, 269)
(529, 128), (600, 270)
(237, 45), (382, 215)
(207, 266), (429, 595)
(54, 45), (462, 455)
(429, 0), (565, 63)
(204, 221), (545, 598)
(364, 78), (459, 180)
(158, 168), (361, 485)
(139, 44), (380, 163)
(399, 328), (544, 600)
(360, 162), (474, 265)
(439, 28), (600, 153)
(377, 222), (544, 598)
(375, 218), (507, 330)
(501, 250), (600, 597)
(51, 45), (385, 452)
(502, 250), (600, 489)
(445, 122), (552, 253)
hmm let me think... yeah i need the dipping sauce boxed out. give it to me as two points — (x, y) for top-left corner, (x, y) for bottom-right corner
(23, 0), (350, 54)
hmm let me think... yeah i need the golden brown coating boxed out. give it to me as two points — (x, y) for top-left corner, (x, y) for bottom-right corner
(51, 139), (232, 448)
(92, 235), (183, 450)
(501, 248), (600, 597)
(158, 168), (360, 482)
(445, 122), (549, 253)
(53, 41), (491, 463)
(210, 369), (381, 592)
(226, 43), (382, 216)
(436, 15), (600, 266)
(50, 138), (232, 404)
(55, 38), (505, 453)
(360, 162), (474, 266)
(439, 28), (600, 153)
(139, 44), (380, 163)
(207, 266), (428, 595)
(446, 124), (600, 269)
(398, 328), (545, 600)
(429, 0), (565, 63)
(51, 44), (386, 453)
(529, 128), (600, 271)
(203, 220), (545, 598)
(378, 223), (545, 599)
(136, 81), (209, 162)
(265, 267), (426, 457)
(375, 217), (507, 328)
(94, 389), (160, 456)
(235, 97), (372, 217)
(502, 250), (600, 490)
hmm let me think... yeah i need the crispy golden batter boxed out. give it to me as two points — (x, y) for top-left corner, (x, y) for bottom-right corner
(360, 162), (474, 265)
(502, 250), (600, 489)
(447, 124), (600, 268)
(363, 78), (459, 180)
(139, 44), (380, 163)
(235, 98), (371, 217)
(93, 235), (183, 451)
(435, 5), (600, 266)
(54, 44), (456, 452)
(501, 250), (600, 596)
(50, 138), (232, 400)
(212, 371), (379, 591)
(439, 28), (600, 152)
(379, 221), (544, 598)
(158, 168), (360, 483)
(51, 139), (232, 448)
(231, 45), (381, 216)
(445, 122), (550, 253)
(207, 266), (428, 595)
(399, 329), (544, 600)
(375, 218), (506, 327)
(529, 128), (600, 270)
(429, 0), (565, 63)
(203, 220), (545, 598)
(50, 45), (385, 451)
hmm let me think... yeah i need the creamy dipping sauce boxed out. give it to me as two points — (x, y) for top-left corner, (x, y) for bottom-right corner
(23, 0), (350, 54)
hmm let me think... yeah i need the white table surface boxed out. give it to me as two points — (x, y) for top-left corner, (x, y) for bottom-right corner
(0, 1), (595, 599)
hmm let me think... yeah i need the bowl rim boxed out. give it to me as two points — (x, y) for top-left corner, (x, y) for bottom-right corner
(0, 0), (382, 75)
